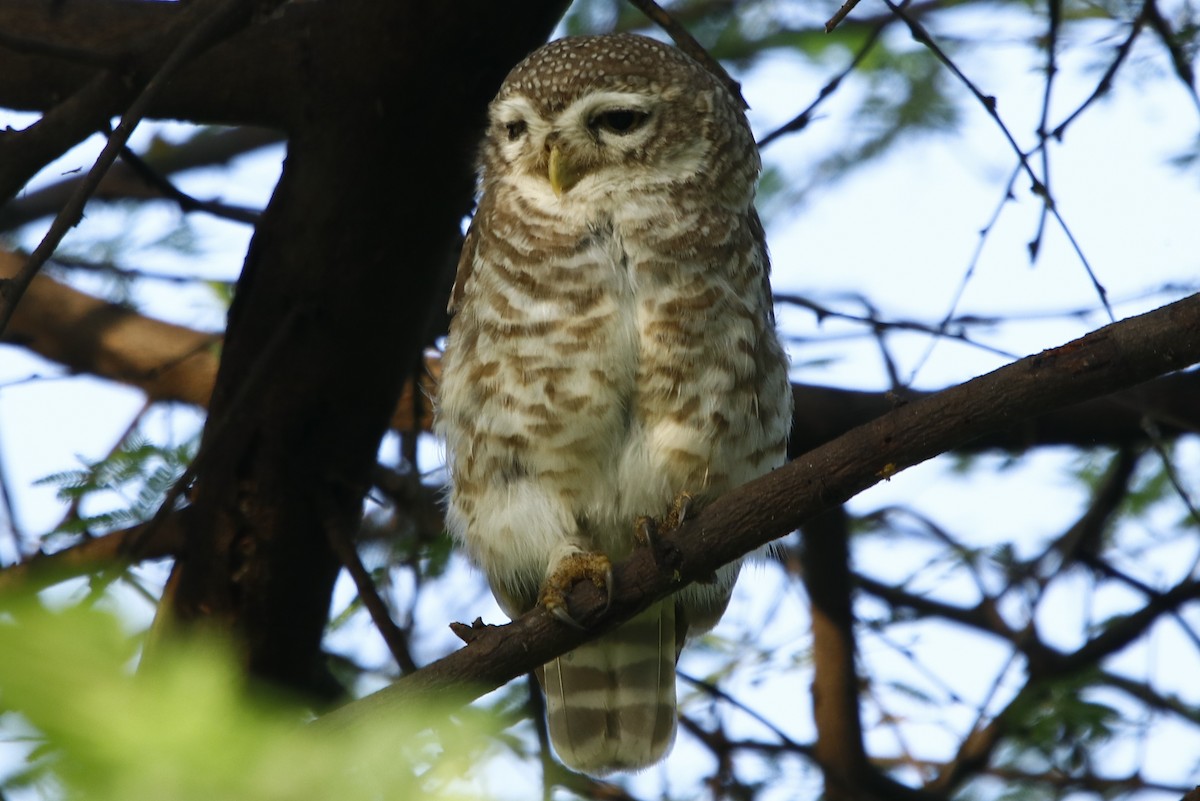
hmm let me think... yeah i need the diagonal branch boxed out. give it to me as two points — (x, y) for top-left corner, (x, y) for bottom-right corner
(0, 126), (279, 233)
(316, 292), (1200, 731)
(0, 509), (187, 595)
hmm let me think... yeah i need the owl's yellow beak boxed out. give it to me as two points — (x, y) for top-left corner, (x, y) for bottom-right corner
(548, 144), (584, 197)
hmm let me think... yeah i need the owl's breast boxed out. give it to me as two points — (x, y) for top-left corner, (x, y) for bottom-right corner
(440, 211), (641, 501)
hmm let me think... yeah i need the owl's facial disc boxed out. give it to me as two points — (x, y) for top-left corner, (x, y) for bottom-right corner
(542, 91), (658, 197)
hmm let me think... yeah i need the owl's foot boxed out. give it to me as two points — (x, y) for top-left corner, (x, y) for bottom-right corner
(635, 491), (695, 546)
(539, 551), (613, 629)
(634, 491), (693, 576)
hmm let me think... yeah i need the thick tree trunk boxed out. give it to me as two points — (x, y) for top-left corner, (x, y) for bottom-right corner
(146, 0), (570, 697)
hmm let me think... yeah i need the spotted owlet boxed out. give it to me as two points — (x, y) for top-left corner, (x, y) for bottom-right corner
(437, 33), (792, 775)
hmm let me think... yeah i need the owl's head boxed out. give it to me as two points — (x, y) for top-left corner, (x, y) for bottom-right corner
(481, 34), (758, 206)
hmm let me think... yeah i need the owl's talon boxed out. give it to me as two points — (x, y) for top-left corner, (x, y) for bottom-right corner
(635, 515), (659, 549)
(666, 491), (694, 530)
(539, 551), (613, 626)
(600, 563), (614, 614)
(633, 492), (696, 575)
(548, 604), (588, 630)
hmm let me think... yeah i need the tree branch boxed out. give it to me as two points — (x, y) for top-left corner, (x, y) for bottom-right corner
(0, 126), (279, 233)
(0, 249), (221, 406)
(0, 0), (304, 130)
(801, 507), (872, 799)
(6, 249), (1197, 452)
(316, 292), (1200, 730)
(158, 0), (570, 698)
(0, 509), (187, 595)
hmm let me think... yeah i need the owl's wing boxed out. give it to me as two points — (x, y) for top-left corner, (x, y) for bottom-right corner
(749, 208), (777, 325)
(448, 192), (493, 315)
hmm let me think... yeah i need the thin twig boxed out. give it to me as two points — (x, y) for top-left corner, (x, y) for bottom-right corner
(323, 511), (419, 674)
(50, 253), (235, 285)
(905, 164), (1022, 383)
(625, 0), (748, 108)
(51, 400), (152, 537)
(1139, 418), (1200, 572)
(679, 670), (806, 750)
(881, 0), (1112, 320)
(117, 144), (262, 225)
(526, 674), (555, 801)
(825, 0), (863, 33)
(759, 4), (902, 148)
(1142, 0), (1200, 115)
(775, 292), (1020, 361)
(0, 432), (26, 564)
(1029, 0), (1061, 264)
(122, 307), (300, 561)
(1051, 9), (1146, 138)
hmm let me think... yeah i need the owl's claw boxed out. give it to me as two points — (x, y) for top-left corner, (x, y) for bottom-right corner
(634, 515), (659, 550)
(635, 490), (695, 546)
(634, 491), (694, 576)
(667, 491), (694, 530)
(539, 551), (613, 628)
(548, 603), (588, 630)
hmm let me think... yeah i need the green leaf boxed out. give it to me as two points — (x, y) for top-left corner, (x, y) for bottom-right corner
(0, 598), (499, 801)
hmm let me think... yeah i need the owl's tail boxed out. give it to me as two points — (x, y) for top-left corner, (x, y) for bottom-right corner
(541, 600), (677, 775)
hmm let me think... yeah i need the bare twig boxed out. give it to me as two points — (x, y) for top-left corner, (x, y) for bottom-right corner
(881, 0), (1112, 320)
(0, 435), (26, 563)
(1028, 0), (1061, 264)
(825, 0), (863, 33)
(323, 512), (419, 674)
(679, 670), (807, 751)
(1, 127), (281, 233)
(1050, 11), (1145, 138)
(625, 0), (748, 109)
(776, 292), (1020, 361)
(758, 4), (902, 148)
(1142, 0), (1200, 115)
(116, 143), (261, 225)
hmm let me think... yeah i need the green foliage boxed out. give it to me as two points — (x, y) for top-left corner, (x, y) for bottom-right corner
(1003, 674), (1120, 773)
(0, 599), (497, 801)
(34, 432), (196, 537)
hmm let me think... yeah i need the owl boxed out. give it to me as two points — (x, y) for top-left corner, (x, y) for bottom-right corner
(436, 33), (792, 775)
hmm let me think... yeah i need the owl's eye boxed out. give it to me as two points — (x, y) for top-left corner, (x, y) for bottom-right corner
(505, 120), (527, 141)
(589, 109), (648, 135)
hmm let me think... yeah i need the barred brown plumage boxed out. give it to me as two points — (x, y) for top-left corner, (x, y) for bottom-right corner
(436, 33), (791, 775)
